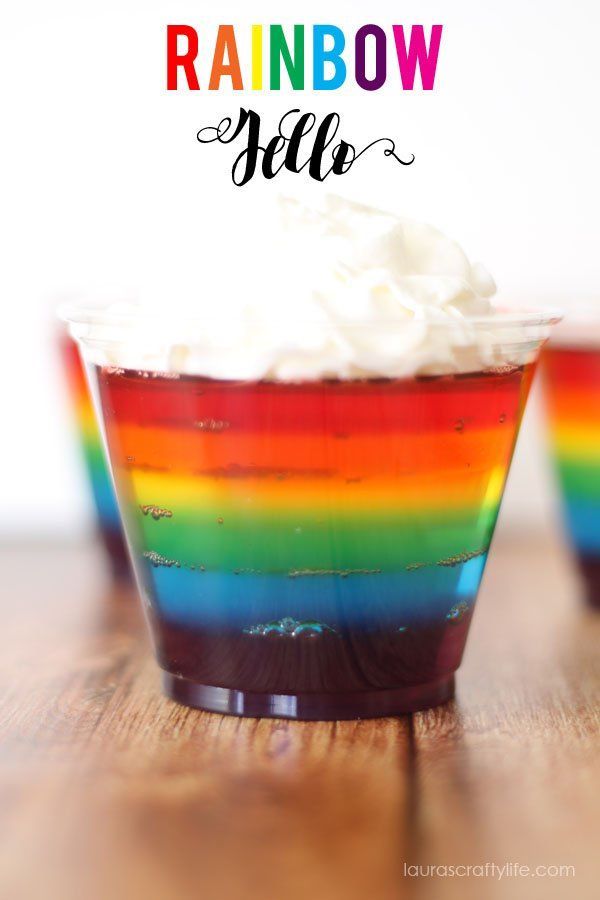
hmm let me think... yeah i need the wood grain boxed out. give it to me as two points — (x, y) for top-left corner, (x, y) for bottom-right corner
(0, 533), (599, 900)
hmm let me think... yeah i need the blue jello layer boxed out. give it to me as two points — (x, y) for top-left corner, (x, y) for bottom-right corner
(563, 500), (600, 554)
(89, 471), (121, 529)
(136, 554), (488, 630)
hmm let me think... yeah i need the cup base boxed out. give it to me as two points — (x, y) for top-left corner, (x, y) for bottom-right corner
(99, 526), (132, 583)
(162, 672), (455, 720)
(577, 555), (600, 610)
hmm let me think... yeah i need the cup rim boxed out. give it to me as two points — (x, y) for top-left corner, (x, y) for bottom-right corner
(552, 304), (600, 323)
(59, 301), (564, 331)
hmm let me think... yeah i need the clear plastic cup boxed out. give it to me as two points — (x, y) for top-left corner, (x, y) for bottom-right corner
(63, 305), (560, 719)
(541, 310), (600, 608)
(59, 329), (130, 581)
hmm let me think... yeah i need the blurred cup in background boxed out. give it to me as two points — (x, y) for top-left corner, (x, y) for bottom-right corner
(541, 307), (600, 608)
(59, 330), (131, 581)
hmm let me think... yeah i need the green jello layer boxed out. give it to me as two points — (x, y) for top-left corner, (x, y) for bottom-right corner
(123, 505), (498, 572)
(556, 459), (600, 499)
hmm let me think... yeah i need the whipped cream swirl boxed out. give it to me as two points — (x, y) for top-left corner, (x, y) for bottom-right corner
(68, 196), (532, 380)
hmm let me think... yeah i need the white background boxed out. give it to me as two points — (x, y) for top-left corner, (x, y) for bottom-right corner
(1, 0), (599, 536)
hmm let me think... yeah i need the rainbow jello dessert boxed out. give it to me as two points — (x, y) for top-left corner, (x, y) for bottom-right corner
(543, 343), (600, 607)
(60, 334), (129, 579)
(84, 361), (535, 716)
(63, 197), (559, 717)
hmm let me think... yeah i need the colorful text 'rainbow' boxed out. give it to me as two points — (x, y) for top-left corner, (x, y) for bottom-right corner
(167, 24), (443, 92)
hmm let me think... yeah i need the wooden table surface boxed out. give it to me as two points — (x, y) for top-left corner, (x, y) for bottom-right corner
(1, 533), (599, 900)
